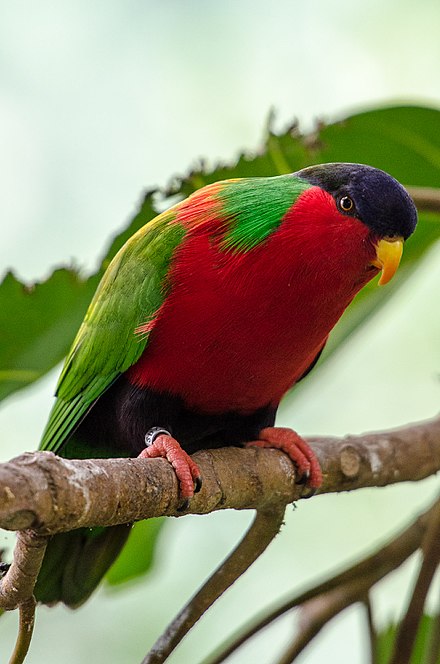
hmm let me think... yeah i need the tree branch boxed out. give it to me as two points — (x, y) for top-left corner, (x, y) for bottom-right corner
(389, 501), (440, 664)
(0, 531), (47, 610)
(407, 186), (440, 213)
(204, 494), (436, 664)
(0, 416), (439, 536)
(9, 596), (37, 664)
(142, 506), (285, 664)
(1, 415), (440, 663)
(363, 595), (379, 664)
(0, 531), (48, 664)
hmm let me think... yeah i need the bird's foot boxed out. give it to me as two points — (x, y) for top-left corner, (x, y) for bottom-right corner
(246, 427), (322, 495)
(139, 428), (202, 511)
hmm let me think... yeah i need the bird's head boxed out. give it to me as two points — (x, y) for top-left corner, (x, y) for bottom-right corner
(295, 163), (418, 285)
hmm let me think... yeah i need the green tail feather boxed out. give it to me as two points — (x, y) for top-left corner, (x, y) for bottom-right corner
(35, 524), (131, 608)
(36, 429), (132, 607)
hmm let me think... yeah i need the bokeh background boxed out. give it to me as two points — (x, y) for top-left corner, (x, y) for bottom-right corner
(1, 1), (440, 662)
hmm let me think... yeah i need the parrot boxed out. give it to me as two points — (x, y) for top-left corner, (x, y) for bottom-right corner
(35, 162), (417, 607)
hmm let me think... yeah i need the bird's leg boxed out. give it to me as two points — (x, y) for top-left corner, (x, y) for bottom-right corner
(246, 427), (322, 492)
(139, 428), (202, 509)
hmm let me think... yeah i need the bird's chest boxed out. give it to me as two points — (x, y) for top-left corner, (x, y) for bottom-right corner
(128, 245), (356, 413)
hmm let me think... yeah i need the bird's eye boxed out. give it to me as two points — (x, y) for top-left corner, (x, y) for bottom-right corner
(339, 195), (354, 213)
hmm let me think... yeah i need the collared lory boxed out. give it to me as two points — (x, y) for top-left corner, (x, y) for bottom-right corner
(35, 163), (417, 606)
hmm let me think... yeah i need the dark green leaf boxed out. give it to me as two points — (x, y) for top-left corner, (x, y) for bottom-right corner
(0, 269), (98, 403)
(317, 106), (440, 186)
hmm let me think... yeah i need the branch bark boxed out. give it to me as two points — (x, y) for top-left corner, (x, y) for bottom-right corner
(0, 415), (439, 536)
(1, 415), (440, 662)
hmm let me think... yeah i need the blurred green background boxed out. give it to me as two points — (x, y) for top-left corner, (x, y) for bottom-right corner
(1, 1), (440, 662)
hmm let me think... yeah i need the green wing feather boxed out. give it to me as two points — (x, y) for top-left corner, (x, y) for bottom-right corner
(39, 209), (186, 454)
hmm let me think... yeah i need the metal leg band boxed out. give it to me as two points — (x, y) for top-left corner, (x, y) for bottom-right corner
(144, 427), (172, 447)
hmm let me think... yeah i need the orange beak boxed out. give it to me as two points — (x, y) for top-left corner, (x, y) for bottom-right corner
(371, 237), (404, 286)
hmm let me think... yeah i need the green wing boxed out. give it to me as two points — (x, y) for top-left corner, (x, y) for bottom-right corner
(40, 210), (186, 454)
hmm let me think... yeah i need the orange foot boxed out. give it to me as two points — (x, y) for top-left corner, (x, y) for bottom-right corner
(246, 427), (322, 492)
(139, 428), (202, 510)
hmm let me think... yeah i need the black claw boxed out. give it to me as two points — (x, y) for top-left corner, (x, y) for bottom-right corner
(295, 470), (310, 485)
(194, 476), (203, 493)
(301, 486), (317, 499)
(177, 498), (190, 513)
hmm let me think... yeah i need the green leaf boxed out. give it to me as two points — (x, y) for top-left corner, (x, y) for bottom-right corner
(0, 269), (98, 403)
(376, 614), (440, 663)
(164, 120), (312, 199)
(105, 518), (165, 586)
(0, 192), (158, 404)
(317, 106), (440, 186)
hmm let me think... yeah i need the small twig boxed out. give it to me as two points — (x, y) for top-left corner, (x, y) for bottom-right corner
(0, 531), (47, 664)
(277, 500), (440, 664)
(8, 596), (36, 664)
(390, 501), (440, 664)
(276, 578), (371, 664)
(407, 186), (440, 214)
(363, 595), (379, 664)
(141, 506), (285, 664)
(203, 497), (436, 664)
(0, 531), (48, 611)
